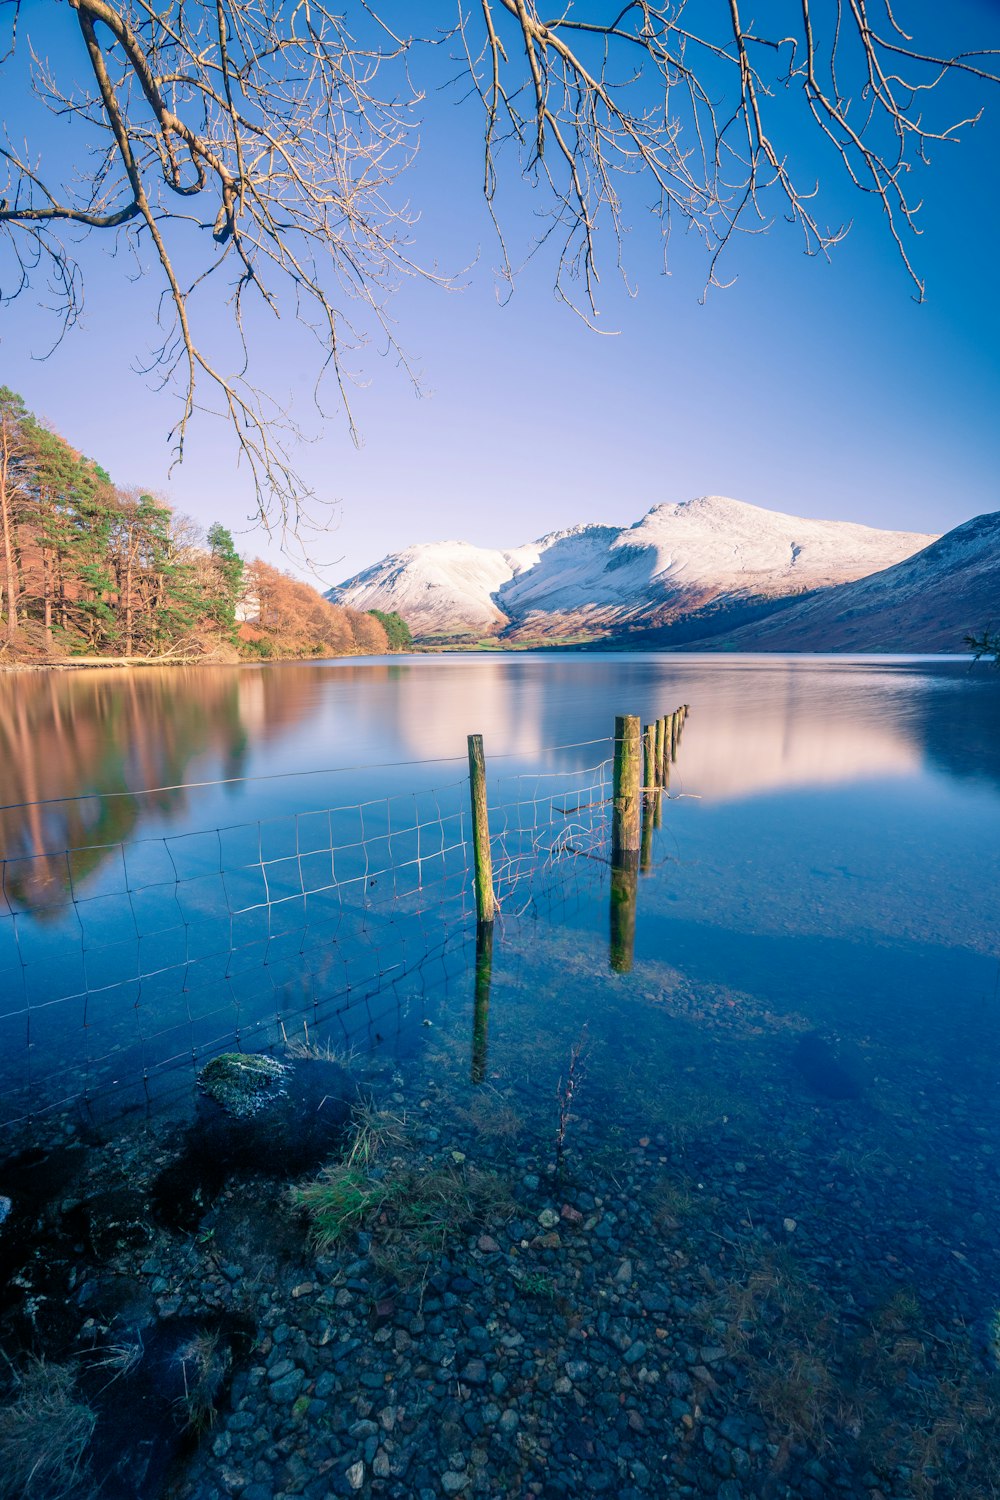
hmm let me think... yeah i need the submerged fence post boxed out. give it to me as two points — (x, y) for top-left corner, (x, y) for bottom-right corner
(471, 921), (493, 1084)
(670, 710), (679, 763)
(467, 733), (495, 927)
(654, 717), (666, 787)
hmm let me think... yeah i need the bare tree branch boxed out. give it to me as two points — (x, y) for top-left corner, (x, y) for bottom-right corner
(0, 1), (997, 539)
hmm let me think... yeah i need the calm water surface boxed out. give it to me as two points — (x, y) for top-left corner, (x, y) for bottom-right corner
(3, 653), (1000, 1494)
(1, 652), (998, 1114)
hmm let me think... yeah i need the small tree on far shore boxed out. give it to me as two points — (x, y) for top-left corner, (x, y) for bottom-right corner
(965, 627), (999, 666)
(368, 609), (412, 651)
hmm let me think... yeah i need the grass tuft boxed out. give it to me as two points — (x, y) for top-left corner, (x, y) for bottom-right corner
(175, 1328), (231, 1432)
(293, 1105), (513, 1283)
(0, 1357), (96, 1499)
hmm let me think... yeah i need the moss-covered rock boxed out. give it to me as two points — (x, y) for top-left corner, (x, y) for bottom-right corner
(197, 1053), (289, 1118)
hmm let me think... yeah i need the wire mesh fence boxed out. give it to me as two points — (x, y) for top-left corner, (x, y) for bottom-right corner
(0, 739), (617, 1128)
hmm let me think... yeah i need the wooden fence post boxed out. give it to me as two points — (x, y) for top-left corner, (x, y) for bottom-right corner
(610, 714), (641, 973)
(670, 710), (679, 763)
(467, 733), (495, 927)
(471, 921), (493, 1084)
(612, 715), (642, 863)
(643, 723), (656, 793)
(610, 860), (639, 973)
(654, 718), (666, 787)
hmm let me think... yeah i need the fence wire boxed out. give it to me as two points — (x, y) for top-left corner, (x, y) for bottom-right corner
(0, 740), (616, 1127)
(490, 756), (614, 912)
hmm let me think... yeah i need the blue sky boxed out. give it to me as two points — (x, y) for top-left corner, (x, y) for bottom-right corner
(2, 2), (998, 584)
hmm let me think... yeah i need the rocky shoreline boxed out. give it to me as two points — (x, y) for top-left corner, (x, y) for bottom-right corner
(3, 957), (1000, 1500)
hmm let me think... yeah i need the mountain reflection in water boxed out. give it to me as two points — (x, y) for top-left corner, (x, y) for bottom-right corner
(1, 657), (996, 854)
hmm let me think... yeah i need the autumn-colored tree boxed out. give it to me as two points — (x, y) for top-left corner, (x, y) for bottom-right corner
(244, 560), (389, 659)
(0, 388), (383, 662)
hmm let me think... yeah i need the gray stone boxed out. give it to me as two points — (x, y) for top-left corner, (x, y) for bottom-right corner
(269, 1369), (305, 1403)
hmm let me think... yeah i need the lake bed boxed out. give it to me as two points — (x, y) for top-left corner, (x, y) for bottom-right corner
(1, 653), (998, 1499)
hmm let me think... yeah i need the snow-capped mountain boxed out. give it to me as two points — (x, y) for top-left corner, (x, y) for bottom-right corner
(328, 496), (936, 642)
(698, 509), (1000, 653)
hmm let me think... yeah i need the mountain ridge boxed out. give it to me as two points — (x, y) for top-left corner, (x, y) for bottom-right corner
(699, 509), (1000, 653)
(328, 496), (937, 643)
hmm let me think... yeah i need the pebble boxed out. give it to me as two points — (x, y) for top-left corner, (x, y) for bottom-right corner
(269, 1370), (304, 1402)
(24, 969), (998, 1500)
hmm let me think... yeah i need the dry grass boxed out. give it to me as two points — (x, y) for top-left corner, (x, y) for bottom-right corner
(454, 1087), (524, 1141)
(713, 1246), (1000, 1495)
(0, 1358), (95, 1499)
(708, 1247), (842, 1448)
(175, 1328), (231, 1432)
(650, 1175), (702, 1229)
(873, 1286), (922, 1332)
(368, 1164), (515, 1285)
(752, 1346), (836, 1446)
(280, 1021), (357, 1067)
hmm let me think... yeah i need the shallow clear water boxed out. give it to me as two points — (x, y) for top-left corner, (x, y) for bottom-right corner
(3, 653), (1000, 1496)
(1, 653), (998, 1124)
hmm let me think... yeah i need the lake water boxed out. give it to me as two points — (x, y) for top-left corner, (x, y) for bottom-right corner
(2, 653), (1000, 1497)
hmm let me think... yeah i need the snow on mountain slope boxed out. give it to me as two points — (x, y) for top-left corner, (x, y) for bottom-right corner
(325, 540), (516, 636)
(699, 510), (1000, 653)
(328, 497), (937, 640)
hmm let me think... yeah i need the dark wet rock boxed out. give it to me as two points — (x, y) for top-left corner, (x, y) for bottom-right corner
(77, 1313), (253, 1500)
(150, 1058), (353, 1231)
(792, 1030), (866, 1099)
(63, 1186), (155, 1259)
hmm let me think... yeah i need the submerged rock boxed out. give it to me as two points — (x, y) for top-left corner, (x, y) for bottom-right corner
(152, 1057), (353, 1231)
(198, 1052), (290, 1118)
(792, 1031), (865, 1099)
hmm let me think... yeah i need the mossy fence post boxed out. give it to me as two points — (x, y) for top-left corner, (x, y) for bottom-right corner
(471, 921), (493, 1085)
(610, 714), (641, 973)
(612, 715), (642, 864)
(641, 723), (657, 873)
(467, 733), (495, 928)
(468, 732), (495, 1080)
(643, 723), (657, 794)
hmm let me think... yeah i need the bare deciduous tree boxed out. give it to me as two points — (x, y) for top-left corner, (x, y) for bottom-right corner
(1, 2), (997, 533)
